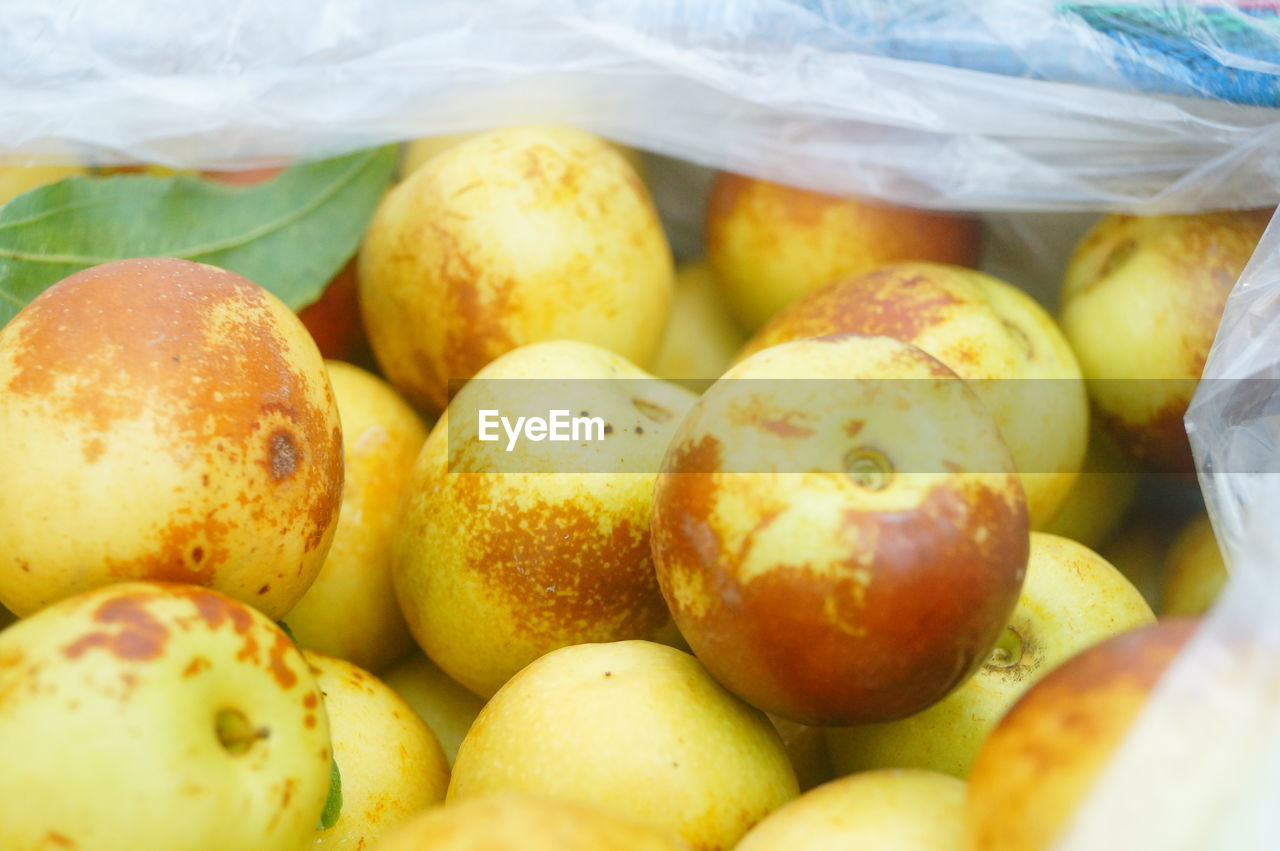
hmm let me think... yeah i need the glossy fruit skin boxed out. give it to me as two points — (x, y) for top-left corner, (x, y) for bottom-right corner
(448, 640), (798, 851)
(652, 335), (1029, 725)
(965, 618), (1199, 851)
(0, 582), (332, 851)
(392, 340), (696, 698)
(740, 261), (1088, 530)
(359, 125), (673, 414)
(827, 532), (1154, 778)
(705, 173), (981, 331)
(305, 652), (449, 849)
(0, 257), (343, 619)
(736, 769), (966, 851)
(381, 652), (486, 767)
(377, 794), (690, 851)
(1060, 210), (1269, 473)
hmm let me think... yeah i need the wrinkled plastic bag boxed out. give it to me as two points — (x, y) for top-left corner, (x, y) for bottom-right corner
(5, 1), (1280, 847)
(5, 0), (1280, 212)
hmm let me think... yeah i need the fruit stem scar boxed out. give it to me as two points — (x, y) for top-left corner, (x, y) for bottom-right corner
(216, 708), (270, 755)
(844, 447), (894, 491)
(986, 626), (1024, 669)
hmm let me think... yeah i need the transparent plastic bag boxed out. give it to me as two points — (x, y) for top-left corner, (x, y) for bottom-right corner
(5, 1), (1280, 846)
(4, 0), (1280, 211)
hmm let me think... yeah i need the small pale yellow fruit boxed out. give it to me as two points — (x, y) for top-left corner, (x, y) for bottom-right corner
(705, 173), (981, 330)
(0, 162), (88, 204)
(0, 582), (332, 850)
(740, 262), (1089, 529)
(650, 261), (747, 381)
(1043, 429), (1140, 550)
(448, 640), (798, 850)
(286, 362), (429, 671)
(1161, 513), (1227, 616)
(1060, 211), (1269, 472)
(381, 652), (485, 766)
(828, 533), (1153, 778)
(0, 258), (343, 619)
(306, 652), (449, 849)
(393, 340), (696, 698)
(374, 794), (689, 850)
(736, 769), (965, 851)
(360, 125), (673, 413)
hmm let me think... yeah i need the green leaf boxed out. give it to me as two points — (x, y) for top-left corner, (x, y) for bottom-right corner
(0, 146), (397, 327)
(318, 757), (343, 831)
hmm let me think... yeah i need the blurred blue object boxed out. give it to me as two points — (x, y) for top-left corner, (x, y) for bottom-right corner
(791, 1), (1280, 106)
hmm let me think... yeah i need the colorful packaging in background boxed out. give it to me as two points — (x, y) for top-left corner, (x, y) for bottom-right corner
(4, 2), (1280, 847)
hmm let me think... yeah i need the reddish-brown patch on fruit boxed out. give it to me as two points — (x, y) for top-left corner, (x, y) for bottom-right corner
(64, 594), (170, 662)
(43, 831), (75, 848)
(296, 260), (371, 364)
(307, 421), (344, 553)
(420, 220), (517, 412)
(707, 175), (980, 280)
(303, 692), (318, 709)
(267, 629), (298, 689)
(749, 267), (967, 358)
(770, 182), (849, 229)
(304, 714), (316, 729)
(183, 656), (211, 678)
(450, 480), (667, 644)
(660, 473), (1027, 725)
(653, 435), (726, 574)
(727, 394), (815, 439)
(185, 586), (255, 636)
(105, 515), (234, 585)
(1095, 397), (1195, 475)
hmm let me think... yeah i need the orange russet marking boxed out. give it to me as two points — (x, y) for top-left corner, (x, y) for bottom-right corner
(750, 267), (965, 354)
(451, 483), (665, 643)
(62, 594), (170, 662)
(267, 630), (299, 690)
